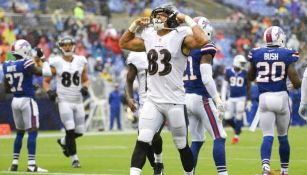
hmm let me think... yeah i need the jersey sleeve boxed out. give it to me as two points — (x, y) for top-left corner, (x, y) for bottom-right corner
(289, 49), (299, 63)
(23, 58), (34, 71)
(48, 56), (57, 67)
(247, 49), (254, 62)
(200, 43), (217, 58)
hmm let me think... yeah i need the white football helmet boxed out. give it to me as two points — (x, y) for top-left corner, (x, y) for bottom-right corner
(57, 36), (75, 56)
(233, 55), (247, 70)
(11, 39), (32, 58)
(263, 26), (286, 47)
(193, 16), (213, 40)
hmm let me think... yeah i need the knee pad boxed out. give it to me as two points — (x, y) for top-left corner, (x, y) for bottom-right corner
(138, 129), (154, 143)
(173, 127), (187, 149)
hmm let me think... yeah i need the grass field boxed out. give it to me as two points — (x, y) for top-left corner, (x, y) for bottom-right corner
(0, 127), (306, 175)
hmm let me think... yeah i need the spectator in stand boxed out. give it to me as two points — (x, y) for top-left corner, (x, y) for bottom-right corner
(75, 41), (88, 57)
(2, 22), (16, 45)
(287, 34), (300, 51)
(236, 34), (251, 56)
(94, 57), (104, 73)
(37, 36), (51, 58)
(73, 2), (85, 20)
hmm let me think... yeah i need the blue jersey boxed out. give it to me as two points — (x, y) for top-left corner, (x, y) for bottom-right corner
(183, 42), (216, 97)
(225, 68), (247, 98)
(2, 58), (35, 98)
(248, 47), (299, 94)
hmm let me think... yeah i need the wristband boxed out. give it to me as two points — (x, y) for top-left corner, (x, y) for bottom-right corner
(128, 21), (138, 33)
(185, 16), (197, 28)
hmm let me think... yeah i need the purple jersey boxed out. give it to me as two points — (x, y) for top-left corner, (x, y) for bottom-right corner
(225, 68), (247, 98)
(3, 58), (35, 98)
(248, 47), (299, 94)
(183, 42), (217, 97)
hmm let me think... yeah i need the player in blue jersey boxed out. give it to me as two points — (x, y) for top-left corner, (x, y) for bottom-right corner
(221, 55), (251, 144)
(3, 39), (51, 172)
(183, 17), (228, 175)
(247, 26), (301, 175)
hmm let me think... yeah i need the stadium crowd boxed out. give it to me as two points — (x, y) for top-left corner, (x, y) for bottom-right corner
(0, 0), (306, 131)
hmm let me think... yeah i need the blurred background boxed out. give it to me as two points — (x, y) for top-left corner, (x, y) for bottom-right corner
(0, 0), (306, 133)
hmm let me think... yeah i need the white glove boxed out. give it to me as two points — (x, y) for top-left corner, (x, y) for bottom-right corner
(213, 96), (226, 120)
(298, 101), (307, 121)
(246, 100), (252, 112)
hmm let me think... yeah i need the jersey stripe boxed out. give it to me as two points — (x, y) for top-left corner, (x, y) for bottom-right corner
(24, 60), (34, 68)
(203, 96), (220, 139)
(266, 28), (273, 43)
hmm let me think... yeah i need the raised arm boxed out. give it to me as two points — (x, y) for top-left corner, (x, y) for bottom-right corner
(178, 14), (208, 49)
(119, 18), (149, 52)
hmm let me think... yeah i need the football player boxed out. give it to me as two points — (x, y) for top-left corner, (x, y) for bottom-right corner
(119, 4), (208, 175)
(299, 68), (307, 121)
(248, 26), (301, 175)
(125, 51), (164, 175)
(43, 36), (89, 168)
(183, 16), (228, 175)
(221, 54), (251, 144)
(3, 39), (49, 172)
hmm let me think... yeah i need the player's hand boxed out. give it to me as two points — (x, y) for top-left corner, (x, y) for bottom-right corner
(127, 98), (137, 112)
(245, 100), (252, 112)
(298, 102), (307, 121)
(33, 47), (45, 61)
(135, 17), (150, 27)
(176, 13), (186, 24)
(47, 90), (57, 102)
(213, 97), (226, 120)
(80, 86), (89, 96)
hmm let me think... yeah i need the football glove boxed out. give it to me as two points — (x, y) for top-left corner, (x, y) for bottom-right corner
(80, 86), (89, 96)
(246, 100), (252, 112)
(213, 96), (226, 120)
(298, 101), (307, 121)
(47, 90), (57, 102)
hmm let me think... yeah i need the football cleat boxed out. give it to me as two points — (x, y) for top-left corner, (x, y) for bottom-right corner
(72, 160), (81, 168)
(153, 163), (164, 175)
(9, 164), (18, 171)
(57, 138), (69, 157)
(27, 165), (48, 172)
(232, 137), (239, 144)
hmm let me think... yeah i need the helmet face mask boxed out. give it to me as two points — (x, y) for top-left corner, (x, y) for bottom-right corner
(150, 4), (179, 31)
(57, 36), (75, 56)
(233, 55), (247, 70)
(263, 26), (286, 47)
(193, 16), (213, 40)
(11, 39), (32, 59)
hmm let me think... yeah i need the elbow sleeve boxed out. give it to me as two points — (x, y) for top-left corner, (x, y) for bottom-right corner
(42, 62), (52, 77)
(200, 64), (218, 99)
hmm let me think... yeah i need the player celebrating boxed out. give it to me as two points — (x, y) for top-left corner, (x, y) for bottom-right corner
(221, 54), (251, 144)
(3, 39), (49, 172)
(43, 36), (89, 168)
(125, 51), (164, 175)
(248, 26), (301, 175)
(183, 16), (228, 175)
(119, 4), (208, 175)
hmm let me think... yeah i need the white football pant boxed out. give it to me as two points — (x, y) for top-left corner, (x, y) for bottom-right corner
(185, 93), (227, 142)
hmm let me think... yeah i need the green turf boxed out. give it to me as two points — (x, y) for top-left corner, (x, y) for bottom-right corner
(0, 127), (306, 175)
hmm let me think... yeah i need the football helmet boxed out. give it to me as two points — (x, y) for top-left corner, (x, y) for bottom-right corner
(193, 16), (213, 40)
(233, 55), (247, 70)
(263, 26), (286, 47)
(57, 36), (76, 56)
(150, 4), (179, 31)
(10, 39), (32, 58)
